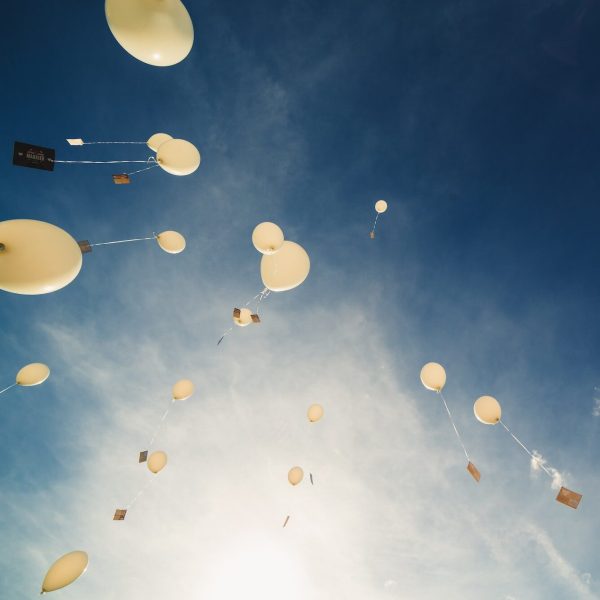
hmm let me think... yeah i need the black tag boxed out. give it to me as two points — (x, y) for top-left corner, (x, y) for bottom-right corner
(12, 141), (55, 171)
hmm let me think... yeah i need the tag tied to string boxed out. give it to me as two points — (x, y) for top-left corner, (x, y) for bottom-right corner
(556, 486), (582, 509)
(113, 509), (127, 521)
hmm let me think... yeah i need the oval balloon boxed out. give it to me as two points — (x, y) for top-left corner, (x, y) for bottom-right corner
(260, 241), (310, 292)
(16, 363), (50, 386)
(252, 222), (284, 255)
(156, 139), (201, 176)
(156, 231), (186, 254)
(147, 451), (168, 474)
(147, 132), (173, 151)
(307, 404), (324, 423)
(41, 550), (88, 594)
(375, 199), (388, 214)
(420, 362), (447, 392)
(105, 0), (194, 67)
(474, 395), (502, 425)
(172, 379), (194, 401)
(288, 466), (304, 486)
(233, 308), (253, 327)
(0, 219), (82, 295)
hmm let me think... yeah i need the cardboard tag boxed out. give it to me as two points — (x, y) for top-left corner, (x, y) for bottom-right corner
(251, 314), (261, 323)
(66, 138), (84, 146)
(113, 174), (130, 184)
(233, 308), (241, 319)
(113, 509), (127, 521)
(12, 141), (55, 171)
(369, 231), (375, 239)
(282, 515), (290, 528)
(467, 461), (481, 482)
(556, 486), (582, 509)
(77, 240), (92, 254)
(138, 450), (148, 463)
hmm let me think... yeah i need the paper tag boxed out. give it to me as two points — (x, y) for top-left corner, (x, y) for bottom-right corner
(369, 231), (375, 239)
(12, 141), (55, 171)
(467, 461), (481, 482)
(113, 174), (130, 184)
(233, 308), (241, 319)
(555, 486), (582, 509)
(77, 240), (92, 254)
(251, 314), (261, 323)
(113, 509), (127, 521)
(66, 138), (84, 146)
(139, 450), (148, 463)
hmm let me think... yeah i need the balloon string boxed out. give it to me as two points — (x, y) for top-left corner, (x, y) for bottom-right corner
(80, 141), (146, 145)
(0, 382), (17, 395)
(125, 476), (156, 510)
(51, 159), (149, 164)
(126, 161), (159, 176)
(438, 390), (470, 461)
(499, 420), (554, 479)
(147, 401), (174, 447)
(218, 288), (270, 345)
(370, 212), (380, 236)
(90, 235), (156, 247)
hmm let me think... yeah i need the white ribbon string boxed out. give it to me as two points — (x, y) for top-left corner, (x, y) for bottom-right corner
(0, 383), (17, 395)
(370, 212), (380, 237)
(51, 159), (149, 164)
(125, 476), (156, 510)
(499, 420), (554, 479)
(147, 402), (174, 448)
(438, 390), (470, 461)
(90, 235), (156, 247)
(80, 141), (146, 145)
(218, 288), (271, 345)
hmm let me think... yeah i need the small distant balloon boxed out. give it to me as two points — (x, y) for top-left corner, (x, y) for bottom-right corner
(156, 139), (201, 176)
(307, 404), (324, 423)
(105, 0), (194, 67)
(146, 133), (173, 152)
(420, 362), (447, 392)
(375, 200), (388, 213)
(0, 219), (82, 295)
(172, 379), (194, 401)
(41, 550), (88, 594)
(16, 363), (50, 386)
(261, 241), (310, 292)
(252, 222), (284, 255)
(473, 396), (502, 424)
(156, 231), (186, 254)
(288, 466), (304, 486)
(233, 307), (253, 327)
(147, 451), (168, 474)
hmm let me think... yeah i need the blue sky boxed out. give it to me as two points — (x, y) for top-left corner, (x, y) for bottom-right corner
(1, 1), (600, 598)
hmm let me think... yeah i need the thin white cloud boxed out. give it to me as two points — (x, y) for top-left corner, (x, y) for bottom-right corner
(530, 450), (564, 490)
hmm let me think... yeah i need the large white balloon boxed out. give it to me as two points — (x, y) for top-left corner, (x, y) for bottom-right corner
(16, 363), (50, 386)
(41, 550), (88, 593)
(252, 222), (284, 255)
(0, 219), (82, 295)
(156, 231), (186, 254)
(474, 396), (502, 425)
(260, 241), (310, 292)
(105, 0), (194, 67)
(375, 199), (388, 214)
(156, 139), (201, 176)
(420, 362), (447, 392)
(172, 379), (194, 401)
(233, 308), (253, 327)
(146, 132), (172, 151)
(147, 450), (168, 474)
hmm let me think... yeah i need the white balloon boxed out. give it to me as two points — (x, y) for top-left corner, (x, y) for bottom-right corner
(252, 222), (284, 255)
(41, 550), (88, 593)
(307, 404), (324, 423)
(474, 396), (502, 425)
(146, 132), (173, 151)
(233, 308), (253, 327)
(156, 139), (201, 176)
(420, 362), (447, 392)
(260, 241), (310, 292)
(172, 379), (194, 401)
(288, 466), (304, 486)
(0, 219), (82, 295)
(147, 450), (168, 474)
(105, 0), (194, 67)
(16, 363), (50, 386)
(375, 199), (388, 213)
(156, 231), (186, 254)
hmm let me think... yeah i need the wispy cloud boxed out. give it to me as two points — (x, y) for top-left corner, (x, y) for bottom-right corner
(530, 450), (565, 490)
